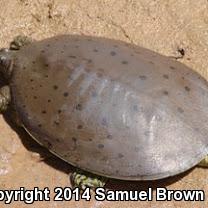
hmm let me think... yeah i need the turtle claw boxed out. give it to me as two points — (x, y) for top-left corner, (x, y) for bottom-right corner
(70, 170), (107, 191)
(198, 155), (208, 167)
(10, 35), (33, 50)
(0, 86), (11, 113)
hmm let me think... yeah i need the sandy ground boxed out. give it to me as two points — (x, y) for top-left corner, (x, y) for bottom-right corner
(0, 0), (208, 207)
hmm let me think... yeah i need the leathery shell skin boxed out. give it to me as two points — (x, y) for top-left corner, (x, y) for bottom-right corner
(10, 35), (208, 180)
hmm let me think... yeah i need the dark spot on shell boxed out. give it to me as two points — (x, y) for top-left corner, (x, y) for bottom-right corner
(110, 51), (116, 56)
(115, 170), (119, 174)
(69, 55), (77, 59)
(30, 79), (34, 82)
(101, 118), (108, 126)
(93, 49), (98, 52)
(42, 110), (47, 114)
(76, 103), (82, 111)
(88, 59), (92, 64)
(101, 156), (108, 161)
(194, 127), (199, 132)
(53, 85), (58, 90)
(181, 76), (185, 80)
(61, 50), (64, 54)
(92, 91), (97, 97)
(97, 144), (104, 149)
(75, 158), (80, 162)
(39, 84), (42, 88)
(45, 75), (49, 78)
(133, 105), (138, 111)
(71, 137), (78, 150)
(96, 72), (103, 78)
(139, 75), (147, 80)
(56, 138), (61, 142)
(54, 121), (60, 126)
(63, 92), (69, 97)
(72, 137), (77, 142)
(163, 74), (169, 79)
(184, 86), (190, 92)
(32, 61), (36, 64)
(41, 50), (45, 53)
(134, 147), (140, 152)
(134, 51), (141, 54)
(58, 109), (62, 114)
(63, 153), (68, 157)
(77, 124), (83, 129)
(22, 105), (26, 108)
(163, 90), (169, 95)
(170, 66), (175, 70)
(38, 124), (42, 128)
(85, 68), (91, 72)
(118, 153), (124, 158)
(46, 44), (50, 47)
(33, 96), (37, 99)
(107, 134), (113, 139)
(88, 138), (93, 142)
(45, 64), (49, 67)
(98, 68), (104, 72)
(122, 60), (128, 65)
(177, 107), (184, 113)
(144, 131), (150, 136)
(47, 99), (51, 103)
(46, 141), (52, 149)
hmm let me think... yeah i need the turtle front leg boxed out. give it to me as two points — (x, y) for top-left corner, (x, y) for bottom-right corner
(10, 35), (34, 50)
(70, 170), (107, 191)
(197, 156), (208, 167)
(0, 86), (11, 113)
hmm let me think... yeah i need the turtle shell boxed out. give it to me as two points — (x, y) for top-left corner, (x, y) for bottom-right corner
(10, 35), (208, 180)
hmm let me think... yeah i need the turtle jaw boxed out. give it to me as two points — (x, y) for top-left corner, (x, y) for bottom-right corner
(0, 48), (13, 81)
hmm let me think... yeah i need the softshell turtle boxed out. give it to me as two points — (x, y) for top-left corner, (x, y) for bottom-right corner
(0, 35), (208, 189)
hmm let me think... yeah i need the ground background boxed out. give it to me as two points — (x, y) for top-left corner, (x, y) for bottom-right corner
(0, 0), (208, 207)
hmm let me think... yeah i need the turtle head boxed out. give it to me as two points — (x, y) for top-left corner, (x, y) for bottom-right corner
(0, 48), (13, 81)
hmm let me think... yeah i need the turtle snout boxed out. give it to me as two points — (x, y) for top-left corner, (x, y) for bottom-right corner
(0, 49), (13, 80)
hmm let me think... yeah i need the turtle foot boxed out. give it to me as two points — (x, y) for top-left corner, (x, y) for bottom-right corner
(198, 155), (208, 167)
(10, 35), (33, 50)
(70, 170), (107, 190)
(0, 86), (11, 113)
